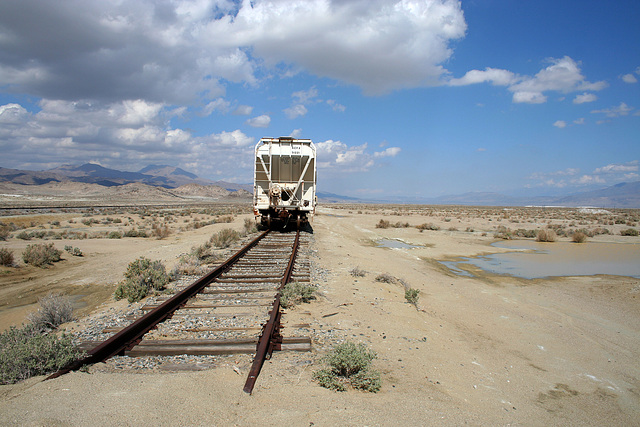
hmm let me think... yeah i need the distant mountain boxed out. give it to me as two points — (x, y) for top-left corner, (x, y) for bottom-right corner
(138, 165), (198, 180)
(554, 181), (640, 208)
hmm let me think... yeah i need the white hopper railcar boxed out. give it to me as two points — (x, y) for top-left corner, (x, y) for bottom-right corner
(253, 137), (317, 228)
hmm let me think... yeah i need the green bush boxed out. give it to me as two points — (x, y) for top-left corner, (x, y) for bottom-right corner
(107, 231), (122, 239)
(313, 341), (381, 393)
(16, 230), (32, 240)
(0, 324), (82, 385)
(210, 228), (240, 248)
(0, 248), (14, 267)
(114, 257), (169, 303)
(64, 245), (83, 256)
(620, 228), (639, 236)
(27, 293), (75, 331)
(22, 243), (62, 267)
(405, 288), (420, 305)
(280, 282), (317, 308)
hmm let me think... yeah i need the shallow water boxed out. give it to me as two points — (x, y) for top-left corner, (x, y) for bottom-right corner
(442, 241), (640, 279)
(376, 238), (420, 249)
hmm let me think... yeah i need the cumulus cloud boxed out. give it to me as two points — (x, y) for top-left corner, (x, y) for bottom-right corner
(553, 120), (567, 128)
(233, 105), (254, 115)
(528, 162), (638, 188)
(326, 99), (346, 112)
(449, 56), (607, 104)
(591, 102), (633, 118)
(573, 93), (597, 104)
(622, 73), (637, 83)
(315, 139), (397, 172)
(284, 104), (308, 119)
(0, 101), (254, 180)
(374, 147), (401, 158)
(0, 0), (467, 101)
(245, 114), (271, 128)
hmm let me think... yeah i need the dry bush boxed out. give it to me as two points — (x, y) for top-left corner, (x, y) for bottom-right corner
(217, 215), (234, 223)
(375, 273), (396, 284)
(27, 293), (75, 331)
(210, 228), (240, 248)
(536, 229), (557, 242)
(0, 223), (9, 241)
(22, 243), (62, 267)
(376, 219), (390, 229)
(571, 232), (587, 243)
(620, 228), (639, 236)
(350, 267), (367, 277)
(171, 254), (208, 278)
(0, 248), (14, 267)
(152, 222), (170, 239)
(244, 218), (258, 234)
(416, 223), (439, 232)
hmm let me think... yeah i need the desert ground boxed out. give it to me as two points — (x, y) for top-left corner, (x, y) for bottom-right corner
(1, 203), (639, 425)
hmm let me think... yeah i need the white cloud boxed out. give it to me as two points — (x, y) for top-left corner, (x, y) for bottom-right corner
(374, 147), (401, 158)
(509, 57), (607, 104)
(315, 139), (388, 172)
(290, 128), (303, 138)
(451, 56), (607, 105)
(593, 161), (638, 174)
(233, 105), (254, 115)
(326, 99), (346, 112)
(573, 118), (585, 125)
(591, 102), (633, 118)
(0, 100), (255, 180)
(292, 87), (319, 105)
(622, 73), (637, 83)
(553, 120), (567, 128)
(202, 98), (231, 116)
(284, 104), (308, 119)
(245, 114), (271, 128)
(448, 68), (517, 86)
(573, 93), (597, 104)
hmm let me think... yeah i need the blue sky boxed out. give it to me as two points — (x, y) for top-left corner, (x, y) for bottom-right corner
(0, 0), (638, 198)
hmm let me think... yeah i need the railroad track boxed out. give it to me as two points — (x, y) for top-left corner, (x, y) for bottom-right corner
(48, 229), (312, 394)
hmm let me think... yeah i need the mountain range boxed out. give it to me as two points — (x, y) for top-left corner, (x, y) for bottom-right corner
(1, 163), (638, 208)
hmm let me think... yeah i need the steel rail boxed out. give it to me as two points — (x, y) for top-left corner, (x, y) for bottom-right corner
(47, 229), (270, 380)
(243, 229), (300, 394)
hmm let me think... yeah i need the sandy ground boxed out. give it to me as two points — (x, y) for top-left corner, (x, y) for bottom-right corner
(1, 206), (639, 425)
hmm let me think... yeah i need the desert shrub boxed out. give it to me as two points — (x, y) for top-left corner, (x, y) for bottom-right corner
(405, 288), (420, 305)
(16, 231), (31, 240)
(0, 248), (14, 266)
(27, 293), (75, 331)
(620, 228), (639, 236)
(416, 223), (439, 232)
(217, 215), (234, 223)
(280, 282), (317, 309)
(571, 232), (587, 243)
(312, 341), (381, 393)
(152, 222), (170, 239)
(494, 226), (513, 240)
(392, 222), (410, 228)
(0, 224), (9, 241)
(513, 229), (537, 238)
(124, 229), (147, 238)
(114, 257), (169, 303)
(107, 231), (122, 239)
(536, 229), (557, 242)
(64, 245), (83, 256)
(244, 218), (258, 234)
(376, 219), (390, 229)
(170, 254), (207, 279)
(349, 267), (367, 277)
(0, 324), (82, 385)
(22, 243), (62, 267)
(375, 273), (396, 284)
(210, 228), (240, 248)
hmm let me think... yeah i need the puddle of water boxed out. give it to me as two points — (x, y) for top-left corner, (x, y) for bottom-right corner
(441, 241), (640, 279)
(376, 239), (420, 249)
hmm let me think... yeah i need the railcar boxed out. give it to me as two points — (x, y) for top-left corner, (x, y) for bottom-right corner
(253, 137), (317, 228)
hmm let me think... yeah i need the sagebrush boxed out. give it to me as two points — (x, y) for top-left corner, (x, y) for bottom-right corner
(0, 324), (82, 385)
(22, 243), (62, 267)
(114, 257), (169, 303)
(280, 282), (317, 308)
(313, 341), (381, 392)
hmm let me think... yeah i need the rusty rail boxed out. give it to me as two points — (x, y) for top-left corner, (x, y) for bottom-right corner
(243, 229), (300, 394)
(47, 229), (270, 380)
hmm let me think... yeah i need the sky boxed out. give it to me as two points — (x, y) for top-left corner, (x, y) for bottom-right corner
(0, 0), (638, 199)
